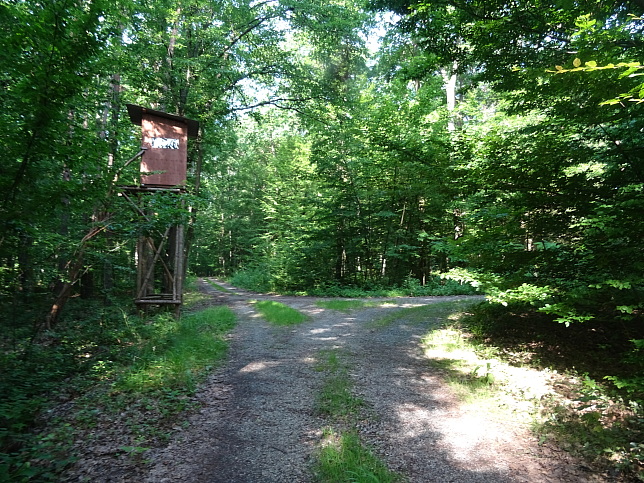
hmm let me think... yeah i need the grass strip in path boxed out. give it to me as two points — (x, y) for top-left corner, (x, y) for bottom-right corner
(253, 300), (308, 325)
(204, 279), (233, 293)
(316, 429), (402, 483)
(312, 349), (403, 482)
(369, 299), (478, 329)
(314, 350), (365, 420)
(315, 300), (397, 312)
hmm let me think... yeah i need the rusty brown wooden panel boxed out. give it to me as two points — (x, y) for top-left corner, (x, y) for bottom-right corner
(140, 113), (188, 186)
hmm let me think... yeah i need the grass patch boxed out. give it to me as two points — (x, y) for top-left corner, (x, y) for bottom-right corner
(316, 300), (369, 312)
(421, 327), (500, 405)
(254, 300), (308, 325)
(314, 429), (403, 483)
(115, 306), (235, 392)
(316, 348), (343, 373)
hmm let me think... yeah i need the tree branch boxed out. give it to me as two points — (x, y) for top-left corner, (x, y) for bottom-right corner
(228, 96), (325, 112)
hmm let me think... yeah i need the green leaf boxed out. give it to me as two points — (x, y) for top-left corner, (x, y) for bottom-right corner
(575, 15), (597, 30)
(616, 305), (635, 314)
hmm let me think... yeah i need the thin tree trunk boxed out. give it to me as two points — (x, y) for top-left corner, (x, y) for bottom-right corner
(183, 133), (202, 280)
(102, 73), (122, 301)
(442, 61), (458, 132)
(45, 222), (108, 328)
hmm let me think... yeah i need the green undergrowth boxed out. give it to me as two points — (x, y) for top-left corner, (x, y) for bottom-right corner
(536, 380), (644, 480)
(0, 284), (236, 482)
(306, 277), (476, 297)
(313, 349), (402, 482)
(82, 305), (236, 451)
(114, 306), (235, 392)
(253, 300), (308, 325)
(229, 269), (477, 297)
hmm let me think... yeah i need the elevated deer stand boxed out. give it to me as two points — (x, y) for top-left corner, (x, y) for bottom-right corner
(123, 104), (198, 316)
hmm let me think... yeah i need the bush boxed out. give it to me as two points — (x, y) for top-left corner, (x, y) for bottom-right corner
(229, 266), (274, 293)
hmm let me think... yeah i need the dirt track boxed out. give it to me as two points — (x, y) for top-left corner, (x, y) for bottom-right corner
(139, 279), (599, 483)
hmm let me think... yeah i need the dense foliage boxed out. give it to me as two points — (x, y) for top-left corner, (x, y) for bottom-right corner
(4, 0), (642, 314)
(2, 0), (644, 478)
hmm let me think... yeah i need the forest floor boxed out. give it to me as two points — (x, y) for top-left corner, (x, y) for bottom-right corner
(63, 279), (620, 482)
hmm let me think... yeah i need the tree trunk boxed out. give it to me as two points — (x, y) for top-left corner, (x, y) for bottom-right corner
(442, 61), (458, 132)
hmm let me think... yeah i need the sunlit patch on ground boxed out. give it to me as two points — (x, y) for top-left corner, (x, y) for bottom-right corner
(422, 326), (558, 425)
(239, 360), (282, 373)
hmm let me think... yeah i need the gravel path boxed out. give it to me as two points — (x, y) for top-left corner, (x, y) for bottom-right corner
(142, 279), (603, 482)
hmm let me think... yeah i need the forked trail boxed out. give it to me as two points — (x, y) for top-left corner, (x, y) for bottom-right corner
(144, 279), (598, 483)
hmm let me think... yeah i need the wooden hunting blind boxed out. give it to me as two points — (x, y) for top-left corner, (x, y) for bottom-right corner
(126, 104), (199, 186)
(122, 104), (199, 314)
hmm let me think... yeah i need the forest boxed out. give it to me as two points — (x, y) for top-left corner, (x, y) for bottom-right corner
(2, 0), (644, 479)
